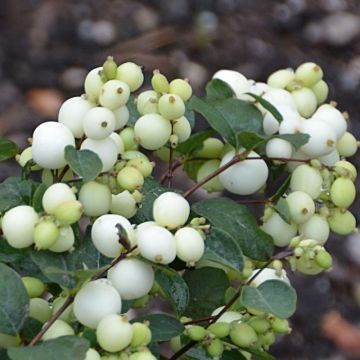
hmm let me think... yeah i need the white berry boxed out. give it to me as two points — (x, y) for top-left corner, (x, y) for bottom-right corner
(83, 107), (116, 140)
(175, 227), (205, 264)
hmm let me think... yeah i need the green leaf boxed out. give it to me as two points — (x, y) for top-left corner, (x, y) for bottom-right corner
(187, 346), (213, 359)
(193, 198), (274, 261)
(0, 349), (10, 360)
(222, 350), (248, 360)
(241, 280), (297, 319)
(270, 175), (291, 203)
(154, 267), (189, 315)
(0, 137), (19, 161)
(176, 130), (215, 157)
(21, 318), (42, 343)
(246, 93), (283, 122)
(7, 336), (89, 360)
(0, 240), (26, 263)
(31, 183), (47, 212)
(0, 263), (29, 335)
(237, 131), (266, 150)
(183, 267), (229, 318)
(185, 107), (196, 130)
(131, 314), (184, 342)
(206, 79), (235, 101)
(275, 133), (310, 150)
(64, 146), (102, 182)
(183, 159), (206, 181)
(127, 95), (140, 127)
(270, 197), (291, 223)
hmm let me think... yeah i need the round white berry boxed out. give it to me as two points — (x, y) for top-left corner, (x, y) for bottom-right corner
(42, 183), (76, 215)
(265, 138), (292, 159)
(99, 80), (130, 110)
(173, 116), (192, 143)
(299, 214), (330, 245)
(111, 190), (137, 219)
(158, 94), (185, 120)
(267, 68), (295, 89)
(113, 105), (129, 130)
(318, 149), (340, 167)
(175, 227), (205, 264)
(212, 69), (249, 98)
(263, 88), (297, 111)
(286, 191), (315, 224)
(136, 90), (158, 115)
(42, 320), (74, 341)
(116, 62), (144, 92)
(84, 67), (105, 102)
(83, 107), (116, 140)
(49, 226), (75, 253)
(211, 307), (242, 323)
(290, 164), (322, 199)
(249, 268), (290, 287)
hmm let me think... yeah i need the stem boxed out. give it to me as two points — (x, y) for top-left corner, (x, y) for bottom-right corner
(168, 146), (174, 187)
(57, 165), (70, 182)
(160, 157), (182, 185)
(237, 198), (269, 205)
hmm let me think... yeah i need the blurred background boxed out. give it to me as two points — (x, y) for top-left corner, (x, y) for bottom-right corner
(1, 0), (360, 359)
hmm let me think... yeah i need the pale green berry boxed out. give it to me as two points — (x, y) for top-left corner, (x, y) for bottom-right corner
(271, 318), (290, 334)
(116, 62), (144, 92)
(169, 79), (192, 101)
(170, 336), (182, 353)
(131, 322), (152, 347)
(261, 331), (276, 347)
(83, 107), (116, 140)
(136, 90), (159, 115)
(295, 62), (323, 87)
(32, 122), (75, 169)
(96, 314), (133, 352)
(292, 88), (317, 118)
(336, 131), (358, 157)
(54, 200), (84, 225)
(134, 113), (171, 150)
(42, 183), (76, 215)
(158, 94), (185, 120)
(129, 350), (156, 360)
(267, 68), (295, 89)
(290, 164), (323, 199)
(153, 192), (190, 230)
(120, 127), (139, 151)
(80, 137), (118, 172)
(208, 322), (230, 338)
(315, 250), (333, 269)
(249, 268), (290, 287)
(122, 150), (147, 160)
(194, 138), (224, 158)
(99, 80), (130, 110)
(206, 338), (224, 357)
(334, 160), (357, 181)
(261, 212), (297, 247)
(74, 279), (122, 329)
(197, 159), (224, 192)
(169, 134), (178, 148)
(79, 181), (112, 217)
(0, 333), (20, 349)
(286, 191), (315, 224)
(127, 157), (154, 178)
(85, 348), (101, 360)
(103, 56), (117, 80)
(328, 208), (356, 235)
(34, 218), (60, 250)
(16, 147), (41, 170)
(248, 317), (271, 334)
(58, 96), (94, 138)
(172, 116), (192, 143)
(312, 80), (329, 104)
(211, 307), (242, 323)
(295, 254), (323, 275)
(84, 67), (105, 102)
(299, 214), (330, 245)
(111, 190), (137, 218)
(175, 227), (205, 264)
(117, 166), (144, 192)
(109, 132), (125, 154)
(230, 323), (258, 347)
(29, 298), (52, 324)
(151, 70), (170, 93)
(52, 296), (75, 323)
(42, 319), (74, 341)
(113, 105), (130, 130)
(2, 205), (39, 248)
(107, 258), (154, 300)
(91, 214), (136, 258)
(265, 138), (293, 159)
(330, 177), (356, 208)
(22, 277), (46, 298)
(49, 226), (75, 253)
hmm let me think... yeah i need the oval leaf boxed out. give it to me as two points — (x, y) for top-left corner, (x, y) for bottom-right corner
(246, 93), (283, 122)
(0, 137), (19, 161)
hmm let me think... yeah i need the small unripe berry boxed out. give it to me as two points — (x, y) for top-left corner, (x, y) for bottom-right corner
(290, 164), (322, 199)
(120, 127), (139, 151)
(34, 218), (60, 250)
(49, 225), (75, 253)
(206, 338), (224, 358)
(248, 317), (271, 334)
(336, 132), (358, 157)
(197, 159), (224, 192)
(299, 214), (330, 245)
(169, 79), (192, 101)
(158, 94), (185, 120)
(328, 208), (356, 235)
(99, 80), (130, 110)
(267, 68), (295, 89)
(330, 177), (356, 208)
(84, 67), (105, 102)
(131, 322), (152, 347)
(29, 298), (52, 323)
(175, 227), (205, 264)
(102, 56), (117, 80)
(271, 318), (290, 334)
(16, 146), (41, 170)
(42, 319), (74, 341)
(42, 183), (76, 215)
(295, 62), (323, 87)
(186, 325), (207, 341)
(292, 88), (317, 118)
(261, 331), (276, 347)
(85, 348), (101, 360)
(315, 250), (333, 269)
(117, 166), (144, 192)
(54, 200), (84, 225)
(22, 277), (46, 298)
(151, 70), (170, 93)
(211, 307), (242, 323)
(334, 160), (357, 181)
(230, 323), (258, 347)
(127, 157), (154, 178)
(207, 322), (230, 338)
(0, 333), (20, 349)
(79, 181), (112, 217)
(136, 90), (159, 115)
(194, 138), (224, 159)
(312, 80), (329, 104)
(116, 62), (144, 92)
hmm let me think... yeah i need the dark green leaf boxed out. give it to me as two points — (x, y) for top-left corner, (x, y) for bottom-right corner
(31, 183), (47, 212)
(176, 129), (215, 156)
(206, 79), (235, 101)
(275, 133), (310, 150)
(185, 107), (196, 130)
(64, 146), (102, 182)
(0, 349), (10, 359)
(193, 198), (273, 261)
(237, 131), (266, 150)
(222, 350), (248, 360)
(0, 137), (19, 161)
(241, 280), (297, 319)
(127, 95), (140, 127)
(21, 318), (42, 343)
(0, 263), (29, 335)
(183, 267), (229, 318)
(183, 159), (206, 181)
(7, 336), (89, 360)
(270, 197), (291, 223)
(154, 267), (189, 315)
(246, 93), (283, 122)
(131, 314), (184, 342)
(187, 346), (212, 359)
(270, 175), (291, 203)
(0, 240), (26, 263)
(241, 346), (275, 360)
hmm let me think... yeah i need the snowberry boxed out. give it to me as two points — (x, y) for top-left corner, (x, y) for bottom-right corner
(151, 70), (170, 93)
(278, 116), (303, 135)
(336, 131), (358, 157)
(287, 150), (310, 172)
(208, 322), (231, 338)
(16, 146), (40, 170)
(271, 318), (290, 334)
(315, 250), (333, 269)
(34, 218), (60, 250)
(113, 105), (129, 130)
(120, 127), (139, 151)
(131, 322), (152, 347)
(109, 132), (125, 154)
(312, 79), (329, 104)
(49, 226), (75, 253)
(290, 164), (322, 199)
(42, 319), (74, 341)
(54, 200), (84, 225)
(96, 314), (133, 352)
(134, 113), (171, 150)
(84, 67), (105, 102)
(137, 224), (176, 264)
(300, 119), (337, 157)
(330, 177), (356, 208)
(2, 205), (39, 248)
(328, 208), (356, 235)
(91, 214), (136, 257)
(295, 62), (323, 87)
(136, 90), (159, 115)
(85, 349), (101, 360)
(173, 116), (192, 143)
(230, 323), (258, 347)
(263, 104), (300, 135)
(219, 150), (269, 195)
(187, 325), (207, 341)
(169, 79), (192, 101)
(294, 255), (323, 275)
(194, 138), (224, 158)
(263, 88), (297, 111)
(80, 137), (118, 172)
(22, 277), (45, 298)
(211, 307), (242, 323)
(122, 150), (148, 161)
(249, 268), (290, 287)
(291, 88), (317, 118)
(116, 62), (144, 92)
(286, 191), (315, 224)
(99, 80), (130, 110)
(175, 227), (205, 264)
(32, 122), (75, 169)
(102, 56), (117, 80)
(127, 157), (153, 178)
(262, 111), (280, 135)
(129, 350), (157, 360)
(79, 181), (112, 217)
(318, 149), (340, 167)
(29, 298), (52, 324)
(248, 317), (271, 334)
(107, 258), (154, 300)
(249, 81), (269, 97)
(212, 69), (249, 98)
(197, 159), (224, 192)
(117, 166), (144, 192)
(158, 94), (185, 120)
(83, 107), (116, 140)
(265, 138), (292, 159)
(73, 279), (122, 329)
(298, 214), (330, 245)
(267, 68), (295, 89)
(261, 212), (297, 247)
(207, 338), (224, 358)
(153, 192), (190, 229)
(334, 160), (357, 181)
(111, 190), (137, 218)
(42, 183), (76, 215)
(58, 96), (94, 138)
